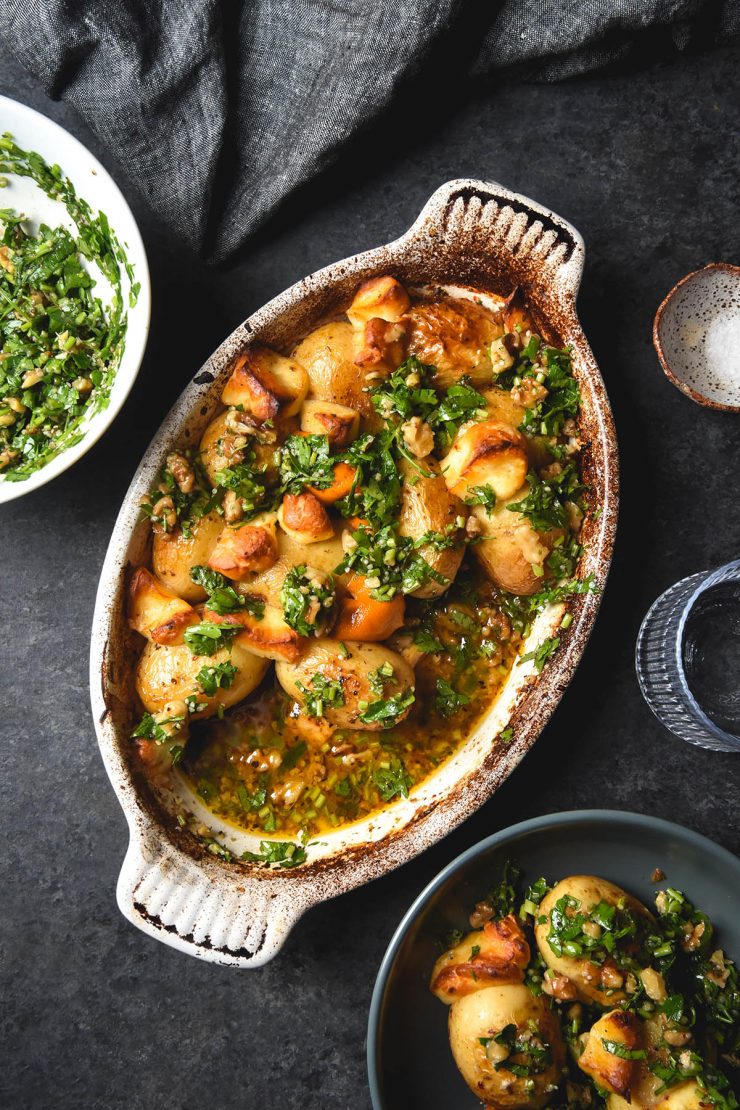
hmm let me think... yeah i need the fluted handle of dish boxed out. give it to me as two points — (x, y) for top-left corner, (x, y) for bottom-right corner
(402, 178), (585, 304)
(116, 824), (303, 967)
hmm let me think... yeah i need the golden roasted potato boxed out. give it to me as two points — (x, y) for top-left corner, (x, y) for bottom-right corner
(128, 567), (198, 645)
(405, 297), (504, 389)
(481, 386), (528, 429)
(204, 603), (303, 663)
(300, 398), (360, 448)
(346, 275), (410, 326)
(442, 420), (529, 502)
(291, 321), (378, 418)
(278, 492), (335, 544)
(198, 410), (279, 489)
(578, 1010), (643, 1099)
(152, 510), (224, 602)
(221, 346), (309, 419)
(135, 639), (269, 717)
(535, 876), (653, 1008)
(472, 486), (562, 596)
(240, 528), (347, 608)
(275, 639), (414, 730)
(207, 512), (278, 580)
(398, 458), (465, 598)
(430, 915), (530, 1005)
(448, 984), (566, 1109)
(353, 317), (409, 374)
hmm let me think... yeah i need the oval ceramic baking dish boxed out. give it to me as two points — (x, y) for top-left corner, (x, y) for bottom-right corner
(90, 180), (618, 967)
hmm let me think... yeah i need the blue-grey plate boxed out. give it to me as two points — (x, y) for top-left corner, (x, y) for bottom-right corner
(367, 810), (740, 1110)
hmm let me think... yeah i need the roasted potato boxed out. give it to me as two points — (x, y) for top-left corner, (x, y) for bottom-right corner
(135, 639), (269, 717)
(278, 491), (335, 544)
(291, 321), (378, 419)
(431, 915), (530, 1005)
(275, 639), (414, 730)
(204, 603), (303, 663)
(152, 510), (224, 602)
(300, 398), (360, 448)
(198, 410), (279, 489)
(221, 346), (309, 419)
(405, 297), (504, 389)
(448, 984), (566, 1110)
(346, 275), (410, 326)
(207, 512), (278, 579)
(398, 457), (466, 598)
(127, 567), (198, 645)
(578, 1010), (643, 1099)
(535, 876), (653, 1007)
(442, 419), (529, 502)
(472, 487), (562, 596)
(241, 528), (347, 608)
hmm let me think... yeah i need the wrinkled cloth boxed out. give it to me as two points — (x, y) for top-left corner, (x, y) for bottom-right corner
(1, 1), (737, 260)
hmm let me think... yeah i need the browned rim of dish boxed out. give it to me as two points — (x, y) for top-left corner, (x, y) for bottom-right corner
(653, 262), (740, 413)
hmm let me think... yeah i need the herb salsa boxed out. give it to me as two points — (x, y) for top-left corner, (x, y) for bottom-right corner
(0, 135), (138, 480)
(128, 278), (593, 854)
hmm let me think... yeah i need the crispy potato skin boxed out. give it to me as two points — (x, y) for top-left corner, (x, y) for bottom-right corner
(398, 457), (465, 598)
(207, 513), (278, 579)
(128, 567), (198, 644)
(152, 510), (224, 602)
(291, 321), (379, 419)
(135, 639), (268, 716)
(405, 297), (504, 389)
(346, 275), (410, 326)
(241, 528), (347, 608)
(300, 399), (360, 448)
(535, 876), (653, 1007)
(448, 984), (566, 1110)
(431, 915), (531, 1005)
(472, 487), (563, 596)
(278, 492), (335, 543)
(578, 1010), (642, 1098)
(442, 420), (529, 501)
(221, 346), (309, 418)
(205, 603), (304, 663)
(275, 639), (414, 730)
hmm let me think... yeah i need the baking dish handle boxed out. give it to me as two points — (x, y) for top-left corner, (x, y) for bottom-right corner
(116, 824), (303, 967)
(401, 177), (585, 304)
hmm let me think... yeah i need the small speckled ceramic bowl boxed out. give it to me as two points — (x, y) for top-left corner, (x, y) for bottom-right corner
(90, 180), (618, 967)
(653, 263), (740, 411)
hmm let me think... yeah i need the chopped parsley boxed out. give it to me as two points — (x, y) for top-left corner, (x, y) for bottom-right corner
(296, 673), (345, 718)
(241, 840), (307, 868)
(279, 433), (334, 492)
(214, 455), (274, 519)
(518, 635), (560, 673)
(190, 564), (265, 618)
(359, 689), (415, 725)
(334, 523), (446, 600)
(337, 430), (401, 527)
(183, 620), (240, 656)
(434, 677), (471, 717)
(195, 660), (237, 696)
(465, 484), (497, 514)
(280, 564), (335, 636)
(372, 758), (413, 801)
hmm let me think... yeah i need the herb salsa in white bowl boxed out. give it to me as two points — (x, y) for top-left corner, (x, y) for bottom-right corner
(0, 96), (150, 502)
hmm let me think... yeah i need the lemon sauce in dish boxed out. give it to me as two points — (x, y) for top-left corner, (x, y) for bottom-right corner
(128, 278), (593, 854)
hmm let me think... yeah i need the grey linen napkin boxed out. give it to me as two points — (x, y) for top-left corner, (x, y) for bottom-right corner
(1, 0), (737, 260)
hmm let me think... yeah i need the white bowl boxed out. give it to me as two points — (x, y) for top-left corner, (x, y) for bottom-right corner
(0, 96), (151, 503)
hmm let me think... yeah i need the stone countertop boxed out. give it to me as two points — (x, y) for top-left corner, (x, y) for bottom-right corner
(1, 43), (739, 1110)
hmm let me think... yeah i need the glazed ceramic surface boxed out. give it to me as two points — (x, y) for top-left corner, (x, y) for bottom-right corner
(367, 810), (740, 1110)
(0, 96), (151, 503)
(90, 180), (618, 967)
(653, 263), (740, 411)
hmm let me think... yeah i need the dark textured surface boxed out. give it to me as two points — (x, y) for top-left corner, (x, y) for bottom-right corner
(1, 44), (739, 1110)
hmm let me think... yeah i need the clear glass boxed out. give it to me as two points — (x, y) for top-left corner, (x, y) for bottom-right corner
(636, 560), (740, 753)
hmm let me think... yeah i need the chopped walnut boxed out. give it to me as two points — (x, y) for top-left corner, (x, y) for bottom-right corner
(400, 416), (434, 458)
(223, 489), (244, 523)
(151, 494), (177, 533)
(21, 367), (44, 389)
(542, 972), (579, 1001)
(651, 868), (666, 882)
(0, 245), (13, 273)
(664, 1028), (693, 1047)
(707, 949), (731, 987)
(271, 778), (305, 807)
(511, 378), (548, 408)
(166, 451), (195, 494)
(681, 920), (706, 952)
(0, 447), (19, 468)
(465, 513), (482, 538)
(72, 376), (93, 394)
(640, 967), (667, 1002)
(600, 964), (624, 990)
(469, 899), (495, 929)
